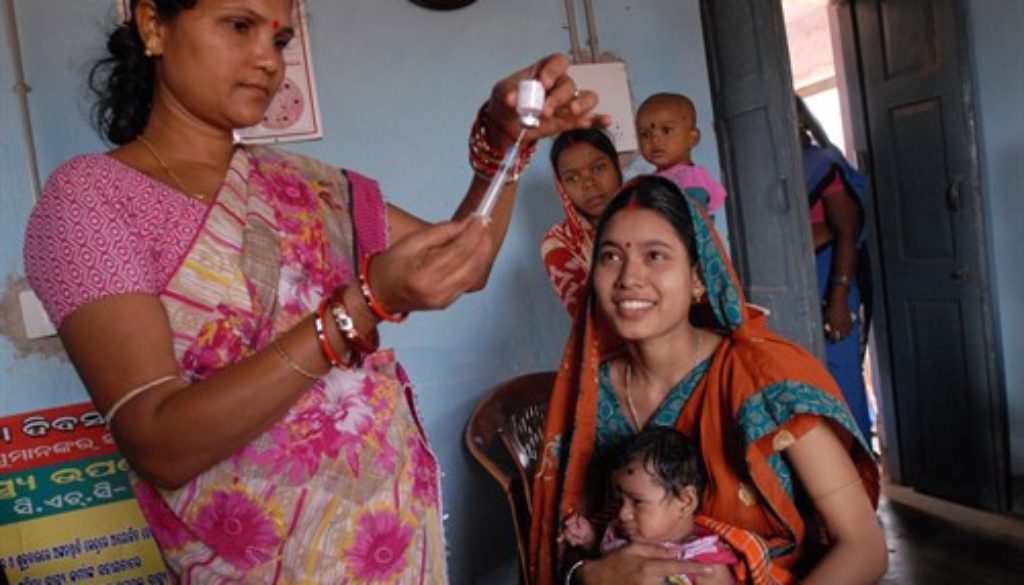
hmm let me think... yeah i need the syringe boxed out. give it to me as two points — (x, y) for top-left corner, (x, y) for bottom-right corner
(474, 78), (545, 218)
(474, 129), (526, 218)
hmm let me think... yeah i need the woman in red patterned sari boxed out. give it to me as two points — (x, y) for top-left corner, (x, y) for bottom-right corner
(541, 129), (624, 319)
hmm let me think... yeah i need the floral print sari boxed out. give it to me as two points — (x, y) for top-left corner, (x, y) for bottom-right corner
(135, 146), (447, 584)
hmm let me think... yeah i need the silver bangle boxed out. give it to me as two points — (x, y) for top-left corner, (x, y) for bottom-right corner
(564, 560), (586, 585)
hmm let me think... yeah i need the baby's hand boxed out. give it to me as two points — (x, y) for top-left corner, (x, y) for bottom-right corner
(559, 513), (597, 549)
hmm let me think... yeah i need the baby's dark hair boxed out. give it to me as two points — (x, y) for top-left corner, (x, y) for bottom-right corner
(610, 426), (706, 504)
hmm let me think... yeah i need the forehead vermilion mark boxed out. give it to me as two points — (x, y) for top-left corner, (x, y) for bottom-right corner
(624, 241), (632, 249)
(272, 19), (280, 29)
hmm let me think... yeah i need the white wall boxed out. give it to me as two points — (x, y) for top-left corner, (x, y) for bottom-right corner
(0, 0), (716, 581)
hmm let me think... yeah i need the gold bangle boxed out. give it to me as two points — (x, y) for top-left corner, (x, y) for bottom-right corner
(104, 374), (182, 426)
(271, 337), (322, 381)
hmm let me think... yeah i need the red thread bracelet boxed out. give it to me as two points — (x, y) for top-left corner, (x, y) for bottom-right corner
(316, 298), (354, 369)
(359, 253), (408, 323)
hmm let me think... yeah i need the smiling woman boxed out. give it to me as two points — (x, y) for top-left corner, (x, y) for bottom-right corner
(530, 176), (887, 585)
(21, 0), (607, 581)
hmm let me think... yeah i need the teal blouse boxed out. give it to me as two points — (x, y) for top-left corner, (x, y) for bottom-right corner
(593, 357), (712, 463)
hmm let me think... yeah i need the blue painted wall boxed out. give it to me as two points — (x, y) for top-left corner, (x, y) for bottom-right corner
(0, 1), (716, 581)
(966, 1), (1024, 485)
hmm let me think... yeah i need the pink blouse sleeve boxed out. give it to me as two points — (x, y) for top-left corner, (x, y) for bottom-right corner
(23, 156), (164, 326)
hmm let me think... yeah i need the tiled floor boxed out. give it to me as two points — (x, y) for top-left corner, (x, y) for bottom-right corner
(879, 496), (1024, 583)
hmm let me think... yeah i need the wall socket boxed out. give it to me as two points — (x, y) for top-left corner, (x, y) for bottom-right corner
(20, 289), (57, 339)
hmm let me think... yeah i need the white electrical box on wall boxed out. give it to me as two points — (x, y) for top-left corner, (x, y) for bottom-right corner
(20, 289), (57, 339)
(568, 61), (637, 152)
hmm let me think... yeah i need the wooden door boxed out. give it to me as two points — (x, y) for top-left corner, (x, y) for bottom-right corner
(850, 0), (1007, 509)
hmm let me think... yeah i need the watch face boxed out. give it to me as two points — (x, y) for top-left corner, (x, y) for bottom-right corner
(409, 0), (477, 10)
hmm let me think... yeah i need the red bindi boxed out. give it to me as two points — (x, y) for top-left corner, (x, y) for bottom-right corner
(272, 20), (280, 29)
(624, 241), (633, 249)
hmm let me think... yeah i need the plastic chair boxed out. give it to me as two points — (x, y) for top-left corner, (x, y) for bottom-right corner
(465, 371), (555, 585)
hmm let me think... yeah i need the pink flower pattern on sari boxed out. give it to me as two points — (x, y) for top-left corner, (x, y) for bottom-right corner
(342, 506), (416, 584)
(181, 304), (268, 380)
(133, 481), (193, 550)
(259, 164), (319, 212)
(242, 372), (403, 481)
(408, 436), (439, 508)
(264, 164), (351, 313)
(191, 488), (282, 571)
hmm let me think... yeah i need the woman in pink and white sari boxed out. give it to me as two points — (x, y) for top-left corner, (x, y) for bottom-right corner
(22, 1), (606, 582)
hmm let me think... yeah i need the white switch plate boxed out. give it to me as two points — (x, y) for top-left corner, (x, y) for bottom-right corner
(20, 289), (57, 339)
(568, 62), (637, 152)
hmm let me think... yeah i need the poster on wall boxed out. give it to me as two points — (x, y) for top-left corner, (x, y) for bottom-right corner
(116, 0), (323, 143)
(0, 403), (169, 584)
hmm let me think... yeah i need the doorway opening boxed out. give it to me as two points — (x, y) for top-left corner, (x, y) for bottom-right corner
(781, 0), (884, 460)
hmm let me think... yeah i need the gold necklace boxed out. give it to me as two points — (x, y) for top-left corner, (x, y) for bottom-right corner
(137, 135), (207, 202)
(623, 331), (703, 430)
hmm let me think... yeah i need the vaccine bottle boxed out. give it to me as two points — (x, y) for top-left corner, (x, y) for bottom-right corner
(517, 79), (545, 128)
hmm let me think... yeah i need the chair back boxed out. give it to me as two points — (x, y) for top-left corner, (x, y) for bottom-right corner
(465, 371), (555, 585)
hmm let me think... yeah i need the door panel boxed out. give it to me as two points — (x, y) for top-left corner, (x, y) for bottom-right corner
(853, 0), (1006, 509)
(700, 0), (825, 358)
(890, 100), (955, 260)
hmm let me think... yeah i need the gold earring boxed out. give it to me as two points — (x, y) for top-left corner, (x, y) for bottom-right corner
(144, 40), (159, 58)
(692, 282), (705, 302)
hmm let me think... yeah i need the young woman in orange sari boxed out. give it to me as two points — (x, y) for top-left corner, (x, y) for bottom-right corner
(530, 176), (886, 585)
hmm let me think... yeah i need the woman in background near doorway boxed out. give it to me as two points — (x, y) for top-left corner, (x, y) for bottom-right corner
(797, 97), (873, 443)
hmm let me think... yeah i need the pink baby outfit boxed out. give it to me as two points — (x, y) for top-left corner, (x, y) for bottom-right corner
(656, 162), (728, 216)
(600, 521), (738, 584)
